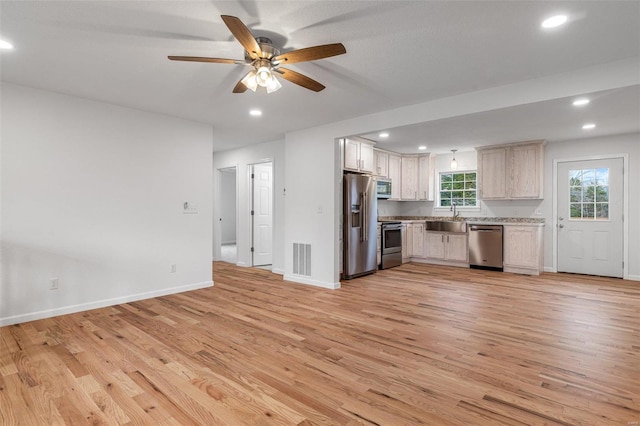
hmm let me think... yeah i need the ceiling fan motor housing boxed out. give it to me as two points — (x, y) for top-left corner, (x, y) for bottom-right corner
(244, 37), (280, 61)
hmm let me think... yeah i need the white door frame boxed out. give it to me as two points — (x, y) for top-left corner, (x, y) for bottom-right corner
(215, 165), (239, 263)
(552, 154), (629, 278)
(248, 159), (274, 267)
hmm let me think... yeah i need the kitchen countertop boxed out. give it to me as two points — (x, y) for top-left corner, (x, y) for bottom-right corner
(378, 216), (545, 225)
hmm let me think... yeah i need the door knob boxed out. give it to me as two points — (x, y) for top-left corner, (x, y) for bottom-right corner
(558, 224), (564, 228)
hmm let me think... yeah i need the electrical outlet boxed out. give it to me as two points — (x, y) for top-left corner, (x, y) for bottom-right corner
(170, 264), (177, 273)
(49, 278), (59, 290)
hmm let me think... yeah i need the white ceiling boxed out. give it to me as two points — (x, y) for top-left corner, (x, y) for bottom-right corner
(1, 1), (639, 153)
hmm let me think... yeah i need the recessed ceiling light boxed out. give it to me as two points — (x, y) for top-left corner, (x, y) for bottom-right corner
(249, 109), (262, 117)
(582, 123), (596, 130)
(541, 15), (568, 29)
(0, 40), (14, 50)
(573, 98), (590, 106)
(379, 132), (389, 138)
(418, 146), (427, 150)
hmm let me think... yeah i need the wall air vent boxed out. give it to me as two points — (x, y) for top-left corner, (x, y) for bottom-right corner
(292, 243), (311, 277)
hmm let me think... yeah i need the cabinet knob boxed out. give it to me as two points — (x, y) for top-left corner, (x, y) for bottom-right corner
(558, 224), (564, 228)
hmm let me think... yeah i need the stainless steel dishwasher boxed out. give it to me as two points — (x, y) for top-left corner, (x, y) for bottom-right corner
(468, 225), (503, 271)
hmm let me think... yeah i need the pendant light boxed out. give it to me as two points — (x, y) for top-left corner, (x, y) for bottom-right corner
(450, 149), (458, 170)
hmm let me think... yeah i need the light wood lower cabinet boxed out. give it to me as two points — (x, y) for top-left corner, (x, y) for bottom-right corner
(403, 222), (426, 259)
(503, 225), (543, 275)
(425, 232), (468, 263)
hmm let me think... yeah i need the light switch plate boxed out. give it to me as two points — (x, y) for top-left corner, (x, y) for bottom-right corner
(183, 202), (198, 214)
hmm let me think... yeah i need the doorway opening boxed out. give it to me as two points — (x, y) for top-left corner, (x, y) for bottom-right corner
(554, 155), (628, 278)
(219, 166), (237, 264)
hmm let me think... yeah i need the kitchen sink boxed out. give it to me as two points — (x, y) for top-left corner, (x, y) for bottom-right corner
(425, 220), (467, 233)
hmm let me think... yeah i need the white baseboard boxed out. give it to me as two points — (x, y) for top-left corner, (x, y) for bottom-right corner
(544, 266), (556, 273)
(0, 280), (213, 327)
(236, 261), (249, 267)
(627, 274), (640, 281)
(283, 274), (340, 289)
(271, 268), (285, 275)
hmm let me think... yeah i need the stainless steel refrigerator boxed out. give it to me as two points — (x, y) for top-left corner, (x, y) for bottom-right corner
(343, 173), (378, 280)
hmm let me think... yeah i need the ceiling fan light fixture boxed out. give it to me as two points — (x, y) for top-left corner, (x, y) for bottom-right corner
(450, 149), (458, 170)
(241, 70), (258, 92)
(266, 75), (282, 94)
(256, 66), (273, 87)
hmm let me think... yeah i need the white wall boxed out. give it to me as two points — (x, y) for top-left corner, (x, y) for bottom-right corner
(0, 83), (213, 325)
(220, 169), (236, 244)
(212, 139), (285, 274)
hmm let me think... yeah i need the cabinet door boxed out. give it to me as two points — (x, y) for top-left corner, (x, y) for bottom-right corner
(478, 148), (507, 199)
(425, 232), (445, 259)
(344, 139), (360, 171)
(418, 155), (432, 200)
(445, 234), (468, 262)
(504, 226), (539, 268)
(510, 144), (543, 198)
(401, 224), (409, 261)
(360, 142), (375, 173)
(374, 150), (388, 177)
(401, 156), (419, 200)
(405, 223), (414, 257)
(411, 223), (425, 258)
(388, 154), (401, 200)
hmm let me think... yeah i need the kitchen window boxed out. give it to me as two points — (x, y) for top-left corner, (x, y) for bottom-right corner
(438, 171), (477, 207)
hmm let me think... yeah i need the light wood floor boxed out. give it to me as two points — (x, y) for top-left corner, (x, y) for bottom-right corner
(1, 262), (639, 425)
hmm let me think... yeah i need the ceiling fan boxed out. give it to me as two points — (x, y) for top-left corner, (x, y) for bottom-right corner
(168, 15), (346, 94)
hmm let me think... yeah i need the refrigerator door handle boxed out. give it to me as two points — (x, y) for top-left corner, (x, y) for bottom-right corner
(361, 192), (367, 241)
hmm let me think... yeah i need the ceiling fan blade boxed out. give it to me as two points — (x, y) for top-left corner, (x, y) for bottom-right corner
(276, 68), (325, 92)
(232, 78), (248, 93)
(168, 56), (243, 64)
(273, 43), (346, 65)
(221, 15), (262, 60)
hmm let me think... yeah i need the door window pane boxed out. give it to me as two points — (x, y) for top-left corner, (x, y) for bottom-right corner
(569, 168), (609, 220)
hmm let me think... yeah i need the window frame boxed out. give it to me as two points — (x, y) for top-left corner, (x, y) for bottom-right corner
(434, 169), (480, 211)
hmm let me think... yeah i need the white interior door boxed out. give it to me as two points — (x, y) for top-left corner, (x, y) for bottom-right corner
(557, 158), (623, 278)
(252, 162), (273, 266)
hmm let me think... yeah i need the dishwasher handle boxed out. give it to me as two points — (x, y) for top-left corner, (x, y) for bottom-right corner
(469, 225), (503, 232)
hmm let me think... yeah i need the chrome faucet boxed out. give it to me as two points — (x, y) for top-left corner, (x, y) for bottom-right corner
(450, 202), (460, 219)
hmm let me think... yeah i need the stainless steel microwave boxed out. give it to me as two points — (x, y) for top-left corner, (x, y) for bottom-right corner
(376, 178), (392, 199)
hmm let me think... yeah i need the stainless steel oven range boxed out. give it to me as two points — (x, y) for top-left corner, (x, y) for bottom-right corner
(380, 221), (402, 269)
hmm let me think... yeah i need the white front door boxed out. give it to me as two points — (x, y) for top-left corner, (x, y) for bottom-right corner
(252, 162), (273, 266)
(557, 158), (623, 278)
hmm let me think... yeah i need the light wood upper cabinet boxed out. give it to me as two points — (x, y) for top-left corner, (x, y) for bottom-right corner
(373, 149), (388, 177)
(477, 147), (507, 199)
(510, 143), (543, 198)
(418, 155), (434, 201)
(343, 138), (374, 173)
(477, 140), (545, 200)
(388, 154), (401, 200)
(400, 154), (433, 201)
(401, 156), (419, 200)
